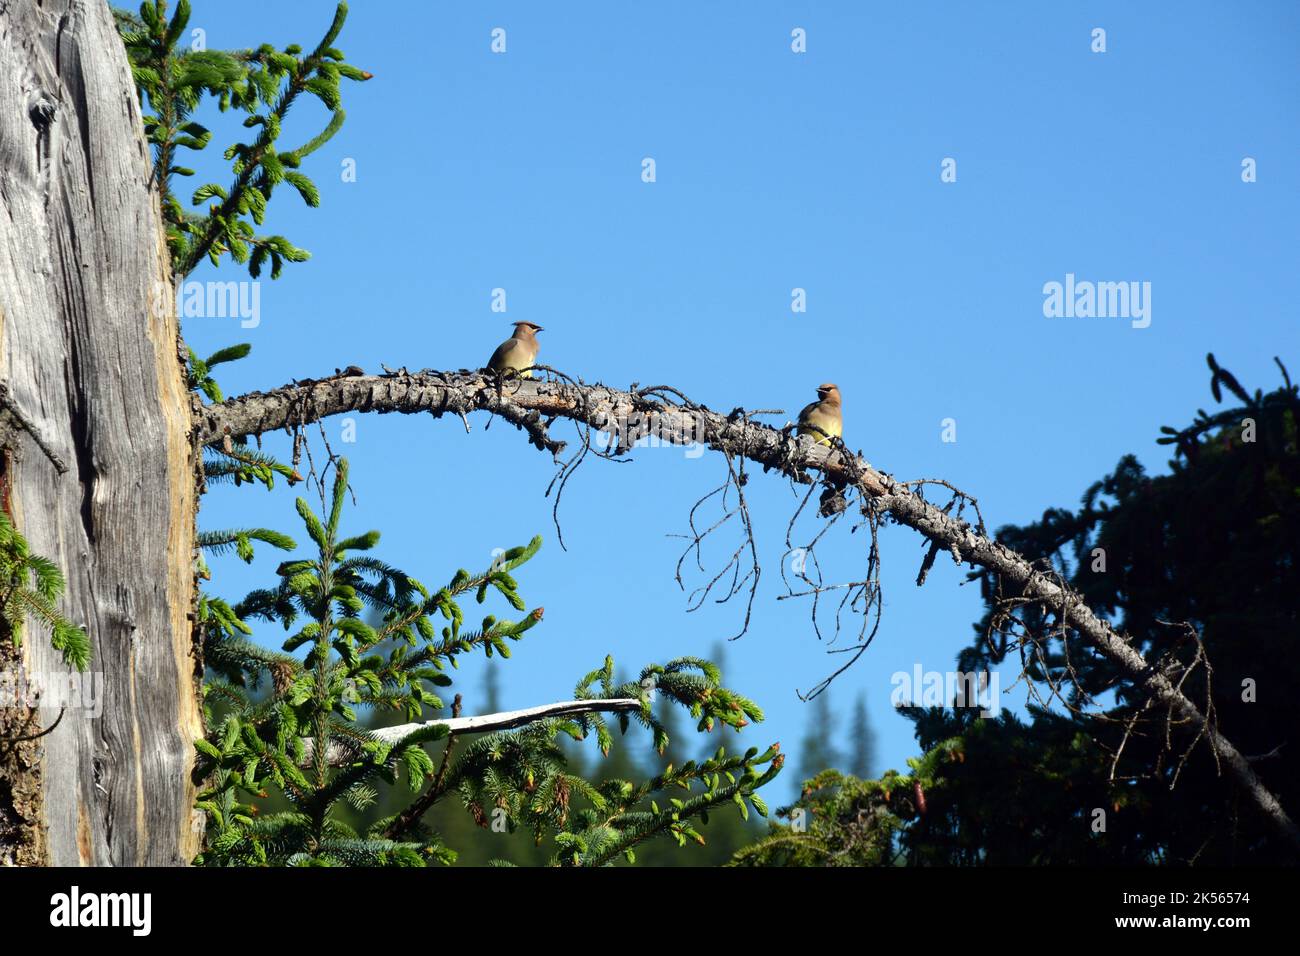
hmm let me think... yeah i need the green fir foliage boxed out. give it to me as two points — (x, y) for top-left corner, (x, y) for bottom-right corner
(115, 1), (370, 279)
(187, 342), (251, 403)
(0, 512), (91, 670)
(194, 458), (781, 865)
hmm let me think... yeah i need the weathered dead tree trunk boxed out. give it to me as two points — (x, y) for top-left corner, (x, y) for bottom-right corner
(0, 0), (200, 865)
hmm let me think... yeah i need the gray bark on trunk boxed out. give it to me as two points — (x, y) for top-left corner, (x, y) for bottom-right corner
(0, 0), (200, 865)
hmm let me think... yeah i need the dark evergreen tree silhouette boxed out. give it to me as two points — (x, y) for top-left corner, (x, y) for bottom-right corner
(737, 356), (1299, 865)
(849, 693), (877, 780)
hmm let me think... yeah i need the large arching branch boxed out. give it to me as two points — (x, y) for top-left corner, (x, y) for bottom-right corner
(198, 369), (1300, 851)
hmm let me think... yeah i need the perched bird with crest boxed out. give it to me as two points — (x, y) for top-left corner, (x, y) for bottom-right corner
(486, 322), (544, 377)
(796, 383), (843, 446)
(794, 383), (848, 517)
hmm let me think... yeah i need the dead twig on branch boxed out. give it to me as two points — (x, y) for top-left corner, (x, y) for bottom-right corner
(0, 381), (68, 474)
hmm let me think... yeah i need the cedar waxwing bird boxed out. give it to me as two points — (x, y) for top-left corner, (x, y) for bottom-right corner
(796, 383), (843, 446)
(486, 322), (544, 377)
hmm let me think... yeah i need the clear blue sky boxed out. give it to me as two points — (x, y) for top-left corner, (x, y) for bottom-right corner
(184, 1), (1299, 802)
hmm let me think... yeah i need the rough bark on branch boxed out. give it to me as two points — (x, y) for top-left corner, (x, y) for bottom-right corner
(200, 370), (1300, 851)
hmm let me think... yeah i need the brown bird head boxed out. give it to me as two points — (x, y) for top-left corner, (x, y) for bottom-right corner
(512, 321), (544, 338)
(815, 383), (841, 405)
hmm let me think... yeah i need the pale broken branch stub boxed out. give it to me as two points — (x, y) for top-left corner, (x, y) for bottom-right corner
(303, 697), (644, 766)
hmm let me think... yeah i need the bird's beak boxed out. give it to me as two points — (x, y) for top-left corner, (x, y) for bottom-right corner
(533, 325), (544, 333)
